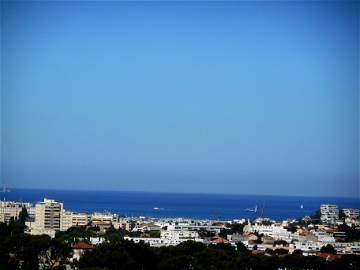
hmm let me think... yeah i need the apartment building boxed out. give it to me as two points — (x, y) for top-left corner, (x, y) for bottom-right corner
(244, 223), (293, 241)
(320, 204), (339, 225)
(61, 211), (73, 231)
(72, 212), (89, 226)
(34, 198), (63, 231)
(343, 208), (359, 219)
(0, 201), (33, 223)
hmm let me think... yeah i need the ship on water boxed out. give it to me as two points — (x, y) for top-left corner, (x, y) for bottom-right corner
(245, 205), (258, 212)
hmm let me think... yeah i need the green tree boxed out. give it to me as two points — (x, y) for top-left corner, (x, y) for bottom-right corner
(274, 240), (289, 247)
(236, 241), (249, 253)
(320, 244), (336, 254)
(218, 228), (232, 239)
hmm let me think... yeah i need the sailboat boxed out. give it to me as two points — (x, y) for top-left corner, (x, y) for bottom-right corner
(0, 183), (11, 201)
(300, 204), (304, 209)
(0, 184), (11, 193)
(245, 205), (258, 213)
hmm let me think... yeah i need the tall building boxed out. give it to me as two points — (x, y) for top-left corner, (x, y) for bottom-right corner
(34, 198), (63, 232)
(320, 204), (339, 225)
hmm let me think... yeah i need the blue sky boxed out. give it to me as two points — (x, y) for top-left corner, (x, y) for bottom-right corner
(1, 1), (359, 197)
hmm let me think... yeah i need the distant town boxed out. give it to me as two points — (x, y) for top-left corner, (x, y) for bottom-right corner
(1, 197), (359, 269)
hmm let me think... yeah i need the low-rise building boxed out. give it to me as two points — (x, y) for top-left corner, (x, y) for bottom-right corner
(343, 208), (359, 219)
(61, 211), (73, 231)
(244, 223), (293, 241)
(0, 201), (33, 223)
(72, 212), (89, 226)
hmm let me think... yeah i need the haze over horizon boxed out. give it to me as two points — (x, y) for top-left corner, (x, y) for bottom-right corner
(1, 1), (359, 198)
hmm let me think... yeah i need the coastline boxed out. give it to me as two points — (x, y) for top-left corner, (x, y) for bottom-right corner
(3, 188), (359, 221)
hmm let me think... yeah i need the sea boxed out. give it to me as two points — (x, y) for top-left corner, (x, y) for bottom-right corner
(3, 188), (360, 221)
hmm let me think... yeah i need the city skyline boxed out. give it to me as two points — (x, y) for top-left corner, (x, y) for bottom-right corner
(1, 1), (359, 197)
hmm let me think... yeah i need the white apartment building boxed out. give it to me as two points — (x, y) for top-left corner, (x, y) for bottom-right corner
(161, 230), (200, 244)
(132, 223), (161, 232)
(166, 223), (223, 233)
(343, 208), (359, 219)
(125, 229), (202, 247)
(0, 201), (33, 223)
(124, 237), (165, 247)
(320, 204), (339, 225)
(244, 223), (293, 241)
(313, 231), (336, 243)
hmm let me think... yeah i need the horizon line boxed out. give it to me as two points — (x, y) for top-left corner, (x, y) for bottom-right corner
(8, 186), (360, 200)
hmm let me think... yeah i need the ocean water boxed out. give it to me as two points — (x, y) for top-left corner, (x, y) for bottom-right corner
(3, 189), (359, 221)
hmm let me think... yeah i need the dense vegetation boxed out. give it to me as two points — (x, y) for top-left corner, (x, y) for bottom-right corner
(1, 210), (360, 270)
(76, 240), (360, 270)
(0, 210), (71, 270)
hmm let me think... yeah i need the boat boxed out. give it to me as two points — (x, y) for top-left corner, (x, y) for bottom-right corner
(153, 207), (160, 210)
(245, 205), (258, 212)
(0, 184), (11, 193)
(300, 204), (304, 209)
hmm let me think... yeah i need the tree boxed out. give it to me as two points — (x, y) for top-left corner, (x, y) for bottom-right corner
(218, 228), (231, 239)
(310, 210), (321, 224)
(274, 240), (289, 247)
(55, 225), (98, 243)
(230, 223), (244, 234)
(236, 241), (249, 253)
(209, 243), (235, 254)
(18, 207), (29, 225)
(339, 209), (346, 220)
(273, 248), (288, 255)
(320, 244), (336, 254)
(286, 225), (298, 234)
(198, 228), (215, 238)
(338, 223), (360, 241)
(149, 231), (160, 238)
(50, 238), (72, 267)
(77, 240), (158, 270)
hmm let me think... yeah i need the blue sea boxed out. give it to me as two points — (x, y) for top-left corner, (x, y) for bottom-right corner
(3, 189), (359, 221)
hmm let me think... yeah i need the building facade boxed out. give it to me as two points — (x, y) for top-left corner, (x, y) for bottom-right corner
(320, 204), (339, 225)
(343, 208), (359, 219)
(34, 198), (63, 231)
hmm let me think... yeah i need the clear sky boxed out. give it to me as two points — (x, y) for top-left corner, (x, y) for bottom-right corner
(1, 1), (359, 197)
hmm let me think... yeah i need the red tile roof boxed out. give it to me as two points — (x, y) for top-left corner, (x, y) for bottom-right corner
(318, 253), (340, 261)
(72, 242), (94, 250)
(210, 236), (229, 244)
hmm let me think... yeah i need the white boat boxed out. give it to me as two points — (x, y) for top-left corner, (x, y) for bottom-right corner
(0, 184), (11, 193)
(246, 205), (258, 212)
